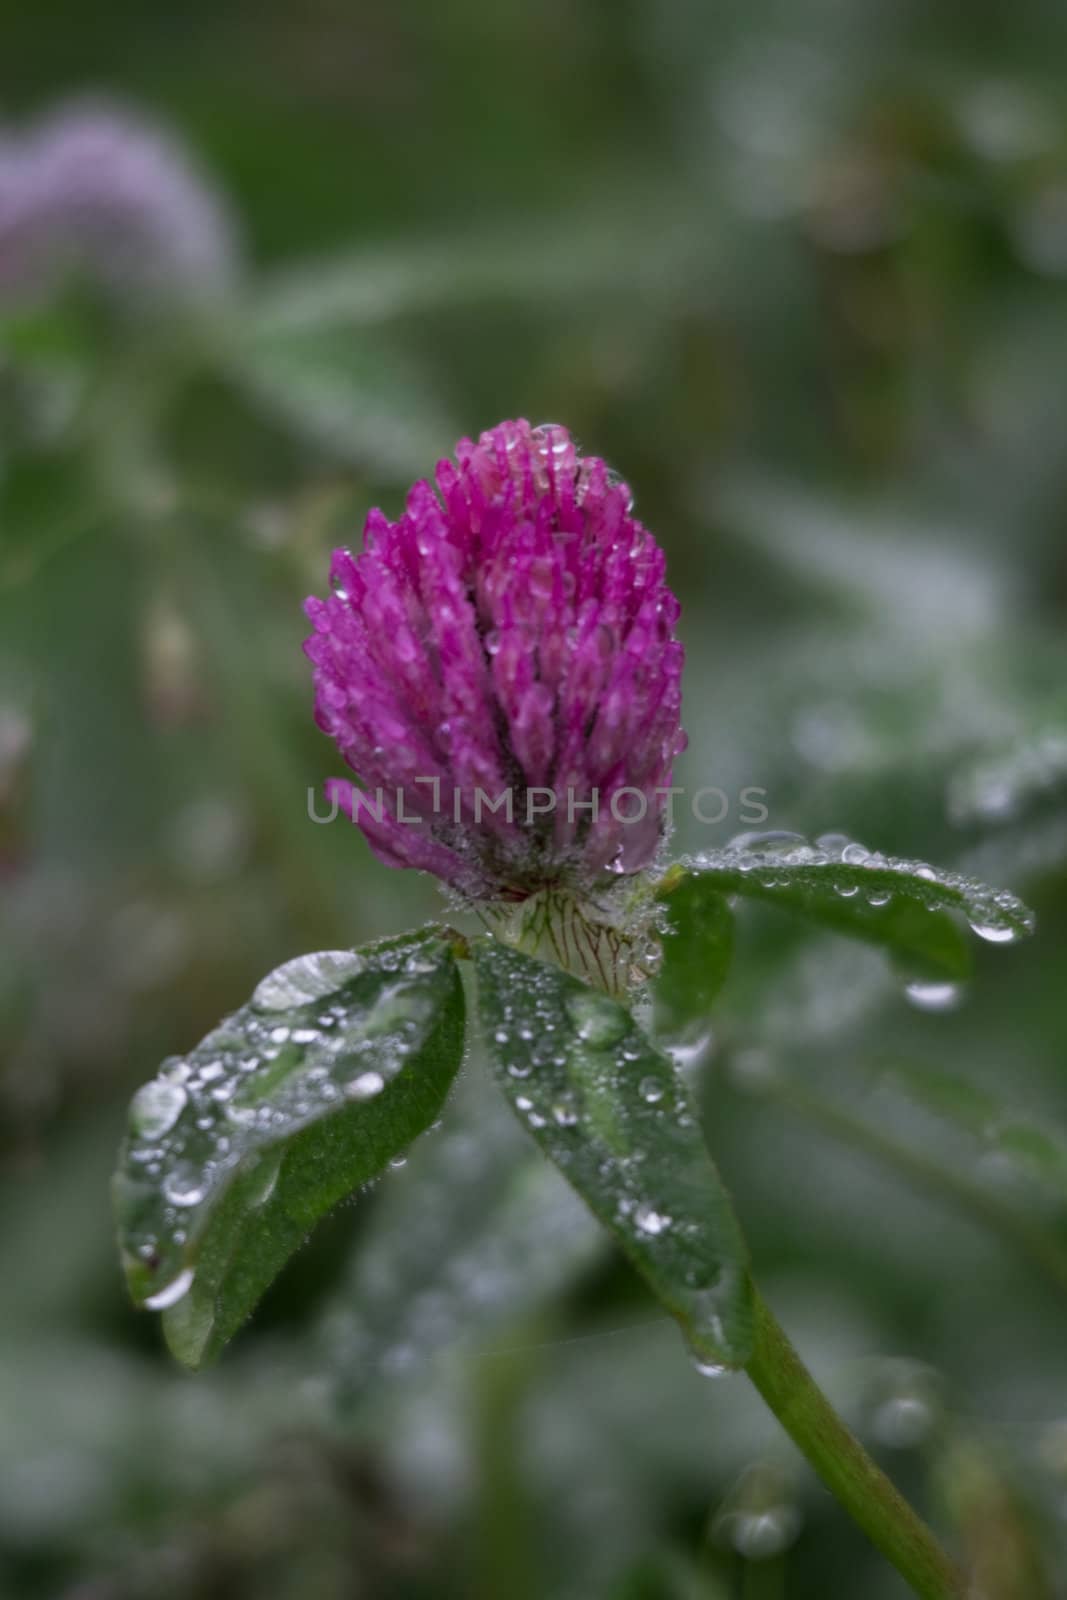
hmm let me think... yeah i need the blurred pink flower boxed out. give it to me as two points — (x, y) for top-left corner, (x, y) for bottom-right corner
(0, 98), (237, 305)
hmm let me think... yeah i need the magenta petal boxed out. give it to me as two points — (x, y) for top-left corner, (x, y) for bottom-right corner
(305, 421), (685, 900)
(325, 778), (491, 896)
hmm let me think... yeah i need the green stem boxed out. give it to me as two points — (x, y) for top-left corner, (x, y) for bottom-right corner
(745, 1289), (965, 1599)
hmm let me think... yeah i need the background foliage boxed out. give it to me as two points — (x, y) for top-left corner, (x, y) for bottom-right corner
(4, 2), (1067, 1595)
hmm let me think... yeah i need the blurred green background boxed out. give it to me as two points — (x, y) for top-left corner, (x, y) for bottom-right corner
(4, 2), (1067, 1595)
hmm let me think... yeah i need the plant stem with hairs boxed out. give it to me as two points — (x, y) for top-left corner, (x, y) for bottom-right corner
(745, 1290), (965, 1599)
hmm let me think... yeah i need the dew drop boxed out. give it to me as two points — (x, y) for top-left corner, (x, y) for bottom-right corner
(970, 920), (1019, 945)
(731, 1507), (800, 1560)
(566, 991), (627, 1047)
(730, 829), (807, 852)
(665, 1028), (714, 1071)
(130, 1079), (187, 1139)
(144, 1267), (195, 1311)
(904, 979), (963, 1013)
(639, 1076), (665, 1104)
(404, 953), (439, 975)
(162, 1165), (206, 1207)
(872, 1394), (935, 1449)
(345, 1070), (385, 1101)
(634, 1202), (672, 1236)
(253, 950), (364, 1010)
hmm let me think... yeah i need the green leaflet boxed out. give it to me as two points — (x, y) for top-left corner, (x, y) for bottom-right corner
(661, 836), (1035, 982)
(113, 927), (466, 1368)
(474, 939), (754, 1370)
(654, 874), (735, 1035)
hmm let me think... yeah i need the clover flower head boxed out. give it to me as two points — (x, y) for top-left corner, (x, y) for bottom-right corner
(0, 98), (237, 306)
(304, 419), (686, 903)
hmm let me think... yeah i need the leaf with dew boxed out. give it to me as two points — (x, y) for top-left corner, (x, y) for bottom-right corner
(653, 873), (735, 1040)
(660, 834), (1035, 983)
(474, 939), (754, 1370)
(113, 926), (466, 1368)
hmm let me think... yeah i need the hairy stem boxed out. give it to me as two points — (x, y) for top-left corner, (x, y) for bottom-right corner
(746, 1289), (965, 1599)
